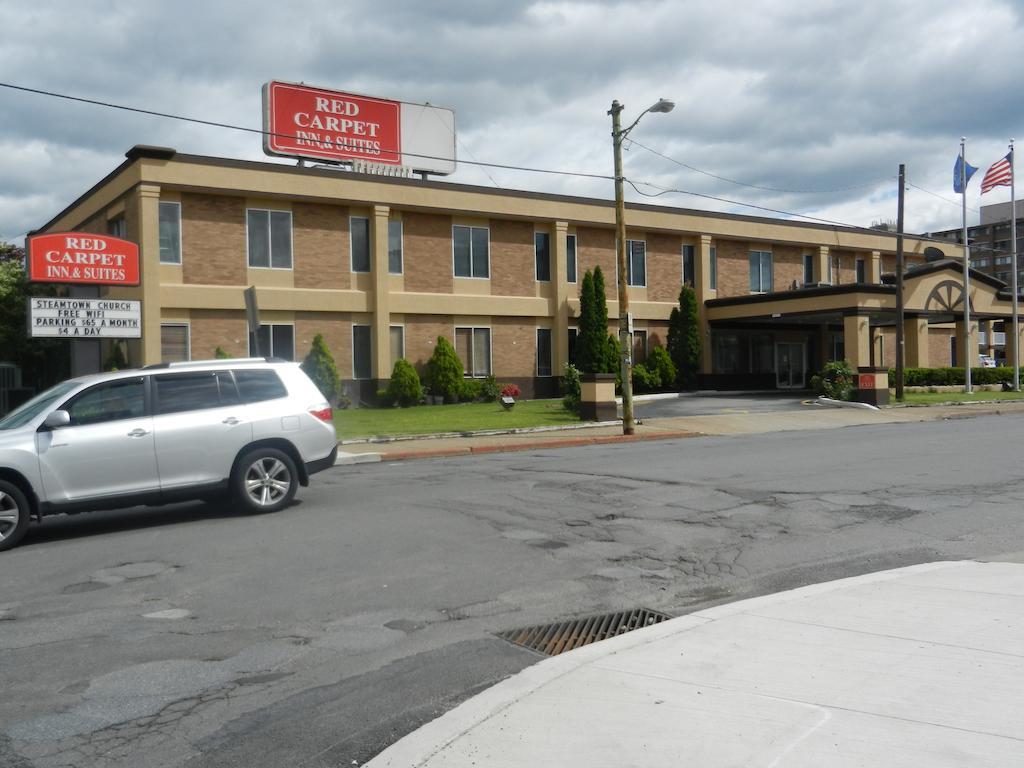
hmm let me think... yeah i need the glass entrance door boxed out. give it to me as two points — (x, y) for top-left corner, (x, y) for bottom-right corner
(775, 342), (806, 389)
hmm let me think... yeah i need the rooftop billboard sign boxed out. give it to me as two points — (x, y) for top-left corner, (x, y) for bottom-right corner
(262, 81), (456, 175)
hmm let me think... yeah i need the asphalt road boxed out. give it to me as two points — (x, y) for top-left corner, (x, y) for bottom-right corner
(3, 412), (1024, 768)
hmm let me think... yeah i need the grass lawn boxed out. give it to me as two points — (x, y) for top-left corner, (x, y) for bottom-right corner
(334, 398), (581, 439)
(898, 390), (1024, 406)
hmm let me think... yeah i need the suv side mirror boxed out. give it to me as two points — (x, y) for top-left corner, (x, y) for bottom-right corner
(43, 410), (71, 430)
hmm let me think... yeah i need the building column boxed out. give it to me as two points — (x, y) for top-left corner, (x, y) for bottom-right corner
(698, 235), (714, 374)
(904, 315), (929, 368)
(553, 221), (570, 375)
(138, 184), (162, 365)
(1007, 318), (1024, 371)
(371, 205), (391, 382)
(980, 320), (994, 358)
(843, 313), (871, 368)
(870, 250), (882, 283)
(816, 246), (830, 284)
(954, 318), (979, 368)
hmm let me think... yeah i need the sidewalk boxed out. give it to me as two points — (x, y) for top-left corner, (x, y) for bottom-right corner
(336, 399), (1024, 464)
(366, 560), (1024, 767)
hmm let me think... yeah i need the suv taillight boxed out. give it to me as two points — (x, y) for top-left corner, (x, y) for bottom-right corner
(309, 405), (333, 423)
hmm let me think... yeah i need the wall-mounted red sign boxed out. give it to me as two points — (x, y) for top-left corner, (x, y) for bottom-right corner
(27, 233), (140, 286)
(263, 81), (402, 165)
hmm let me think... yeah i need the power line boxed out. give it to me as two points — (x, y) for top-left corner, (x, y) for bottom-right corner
(906, 181), (980, 214)
(0, 81), (612, 183)
(625, 138), (893, 194)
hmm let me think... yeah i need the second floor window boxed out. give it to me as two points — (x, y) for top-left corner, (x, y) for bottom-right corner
(159, 202), (181, 264)
(388, 219), (403, 274)
(709, 245), (717, 290)
(856, 258), (866, 283)
(453, 225), (489, 278)
(682, 244), (695, 286)
(535, 232), (551, 281)
(627, 239), (646, 286)
(351, 217), (370, 272)
(749, 250), (773, 292)
(247, 209), (292, 269)
(803, 254), (814, 285)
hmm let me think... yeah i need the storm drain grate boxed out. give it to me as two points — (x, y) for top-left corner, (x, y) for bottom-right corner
(496, 607), (672, 656)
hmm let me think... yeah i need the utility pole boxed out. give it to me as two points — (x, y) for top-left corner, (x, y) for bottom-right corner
(895, 164), (906, 401)
(609, 100), (634, 435)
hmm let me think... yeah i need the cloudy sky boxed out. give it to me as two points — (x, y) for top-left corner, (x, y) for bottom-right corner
(1, 0), (1021, 245)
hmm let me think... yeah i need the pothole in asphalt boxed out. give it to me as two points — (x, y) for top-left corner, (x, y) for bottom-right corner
(236, 672), (292, 686)
(497, 607), (672, 656)
(529, 539), (569, 550)
(849, 504), (919, 521)
(384, 619), (426, 633)
(63, 581), (110, 594)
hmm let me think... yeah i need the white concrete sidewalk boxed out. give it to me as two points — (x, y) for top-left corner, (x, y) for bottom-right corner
(366, 561), (1024, 767)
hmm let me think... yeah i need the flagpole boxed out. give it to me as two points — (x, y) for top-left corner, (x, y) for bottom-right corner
(1012, 138), (1018, 392)
(961, 137), (972, 394)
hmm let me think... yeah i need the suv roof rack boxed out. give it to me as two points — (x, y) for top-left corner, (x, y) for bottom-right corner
(143, 357), (284, 370)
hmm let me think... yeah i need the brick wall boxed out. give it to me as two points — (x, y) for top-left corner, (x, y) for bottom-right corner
(189, 310), (248, 358)
(404, 314), (453, 375)
(715, 238), (752, 297)
(646, 232), (682, 302)
(773, 245), (803, 292)
(295, 312), (351, 374)
(404, 212), (453, 294)
(181, 193), (246, 285)
(294, 203), (349, 289)
(576, 226), (617, 296)
(492, 317), (536, 378)
(491, 219), (534, 295)
(929, 328), (955, 366)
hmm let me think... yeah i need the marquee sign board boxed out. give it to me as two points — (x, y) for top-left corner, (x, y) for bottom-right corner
(28, 298), (142, 338)
(27, 233), (140, 286)
(262, 81), (456, 175)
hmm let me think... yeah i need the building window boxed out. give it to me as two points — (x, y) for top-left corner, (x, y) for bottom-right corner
(536, 328), (552, 376)
(749, 250), (773, 292)
(388, 219), (403, 274)
(107, 216), (126, 239)
(535, 232), (551, 282)
(567, 234), (577, 283)
(996, 256), (1012, 265)
(709, 245), (717, 290)
(633, 329), (648, 364)
(683, 244), (695, 286)
(248, 324), (295, 360)
(627, 239), (646, 286)
(803, 254), (814, 285)
(159, 202), (181, 265)
(353, 325), (372, 379)
(389, 325), (404, 370)
(160, 324), (189, 362)
(455, 327), (491, 377)
(856, 258), (866, 283)
(453, 225), (490, 278)
(247, 209), (292, 269)
(351, 216), (370, 273)
(568, 327), (578, 367)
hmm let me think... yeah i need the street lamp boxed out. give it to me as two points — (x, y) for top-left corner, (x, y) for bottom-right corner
(609, 98), (674, 435)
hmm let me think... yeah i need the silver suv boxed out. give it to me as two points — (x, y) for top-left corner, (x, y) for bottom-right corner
(0, 359), (338, 551)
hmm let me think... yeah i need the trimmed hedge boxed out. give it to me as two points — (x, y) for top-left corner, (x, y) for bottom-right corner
(888, 366), (1023, 386)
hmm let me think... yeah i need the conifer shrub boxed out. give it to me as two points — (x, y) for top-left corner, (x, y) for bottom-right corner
(301, 333), (341, 404)
(427, 336), (464, 403)
(386, 358), (422, 407)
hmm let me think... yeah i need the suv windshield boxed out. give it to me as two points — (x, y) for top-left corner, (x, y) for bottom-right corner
(0, 380), (80, 430)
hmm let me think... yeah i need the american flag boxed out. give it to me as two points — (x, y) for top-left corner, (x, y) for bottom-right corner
(980, 152), (1013, 194)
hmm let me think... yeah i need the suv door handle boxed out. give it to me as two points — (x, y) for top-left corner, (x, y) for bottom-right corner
(127, 428), (150, 438)
(222, 417), (240, 425)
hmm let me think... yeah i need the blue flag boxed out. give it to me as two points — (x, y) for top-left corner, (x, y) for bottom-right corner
(953, 154), (978, 193)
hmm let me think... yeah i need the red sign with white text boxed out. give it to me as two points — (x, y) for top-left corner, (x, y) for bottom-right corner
(263, 81), (402, 165)
(27, 233), (140, 286)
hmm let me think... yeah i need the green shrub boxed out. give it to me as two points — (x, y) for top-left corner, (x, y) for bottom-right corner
(427, 336), (464, 403)
(605, 334), (622, 391)
(386, 358), (422, 407)
(481, 375), (500, 402)
(667, 285), (700, 389)
(647, 346), (677, 391)
(631, 362), (659, 393)
(376, 388), (392, 406)
(562, 363), (581, 413)
(890, 366), (1021, 387)
(301, 333), (341, 404)
(214, 346), (233, 359)
(812, 360), (854, 400)
(459, 378), (484, 402)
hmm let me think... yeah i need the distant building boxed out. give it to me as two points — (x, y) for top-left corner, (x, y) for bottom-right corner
(929, 202), (1024, 285)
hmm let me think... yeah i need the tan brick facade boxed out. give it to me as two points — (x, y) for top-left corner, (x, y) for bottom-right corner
(714, 238), (753, 298)
(295, 312), (351, 373)
(491, 219), (535, 296)
(403, 212), (453, 294)
(576, 226), (617, 293)
(646, 233), (682, 302)
(929, 327), (955, 366)
(404, 314), (453, 374)
(188, 310), (248, 359)
(293, 203), (349, 290)
(181, 193), (246, 285)
(492, 317), (536, 378)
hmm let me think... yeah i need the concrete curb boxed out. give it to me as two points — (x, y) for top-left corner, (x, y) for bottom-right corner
(340, 420), (623, 446)
(364, 561), (965, 768)
(816, 396), (879, 410)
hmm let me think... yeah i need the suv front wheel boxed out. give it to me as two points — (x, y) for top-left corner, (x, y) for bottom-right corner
(232, 448), (298, 514)
(0, 480), (30, 552)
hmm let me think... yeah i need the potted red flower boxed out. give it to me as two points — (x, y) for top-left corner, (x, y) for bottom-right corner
(500, 383), (520, 410)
